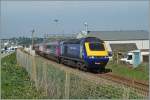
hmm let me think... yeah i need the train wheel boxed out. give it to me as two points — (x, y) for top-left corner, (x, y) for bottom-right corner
(61, 58), (68, 65)
(60, 58), (63, 64)
(98, 66), (106, 73)
(57, 57), (61, 64)
(102, 67), (106, 73)
(97, 68), (102, 73)
(76, 62), (82, 69)
(61, 58), (65, 64)
(80, 64), (87, 71)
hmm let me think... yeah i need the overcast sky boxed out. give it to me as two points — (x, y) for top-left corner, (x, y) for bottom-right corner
(0, 1), (149, 39)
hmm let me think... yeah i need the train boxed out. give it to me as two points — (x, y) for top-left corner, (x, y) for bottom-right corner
(34, 37), (109, 72)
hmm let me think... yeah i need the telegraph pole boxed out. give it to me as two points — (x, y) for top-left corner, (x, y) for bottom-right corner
(31, 29), (35, 49)
(44, 33), (47, 42)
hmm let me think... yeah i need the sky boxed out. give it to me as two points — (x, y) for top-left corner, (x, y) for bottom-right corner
(0, 1), (149, 39)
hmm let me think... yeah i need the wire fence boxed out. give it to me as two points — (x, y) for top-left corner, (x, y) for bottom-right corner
(16, 49), (148, 99)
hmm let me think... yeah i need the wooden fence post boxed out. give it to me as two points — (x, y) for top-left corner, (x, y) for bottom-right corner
(65, 71), (70, 99)
(32, 55), (37, 88)
(43, 61), (48, 96)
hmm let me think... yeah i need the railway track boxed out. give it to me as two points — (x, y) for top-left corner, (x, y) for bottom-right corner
(97, 72), (149, 96)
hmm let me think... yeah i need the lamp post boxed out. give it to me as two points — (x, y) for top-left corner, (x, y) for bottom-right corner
(84, 22), (88, 34)
(54, 19), (59, 34)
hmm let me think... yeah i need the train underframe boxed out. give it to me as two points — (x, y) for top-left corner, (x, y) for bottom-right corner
(59, 56), (108, 72)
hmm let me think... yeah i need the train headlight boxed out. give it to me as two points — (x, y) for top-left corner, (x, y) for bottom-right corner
(104, 56), (109, 58)
(106, 56), (109, 58)
(89, 56), (94, 59)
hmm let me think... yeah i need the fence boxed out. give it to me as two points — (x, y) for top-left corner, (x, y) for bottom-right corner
(16, 49), (148, 99)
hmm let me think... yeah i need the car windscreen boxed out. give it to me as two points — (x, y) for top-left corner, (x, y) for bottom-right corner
(89, 43), (105, 51)
(127, 55), (132, 60)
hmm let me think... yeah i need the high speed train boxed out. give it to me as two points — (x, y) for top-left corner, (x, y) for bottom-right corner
(34, 37), (109, 71)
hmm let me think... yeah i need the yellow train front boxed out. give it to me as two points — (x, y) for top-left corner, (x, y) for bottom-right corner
(60, 37), (109, 71)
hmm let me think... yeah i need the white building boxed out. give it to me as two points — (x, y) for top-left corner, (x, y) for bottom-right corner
(79, 30), (149, 52)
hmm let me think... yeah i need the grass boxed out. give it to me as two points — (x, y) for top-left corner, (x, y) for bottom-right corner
(1, 52), (45, 99)
(69, 74), (143, 99)
(106, 61), (149, 81)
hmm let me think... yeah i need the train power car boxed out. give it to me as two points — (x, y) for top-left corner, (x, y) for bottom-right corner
(59, 37), (109, 71)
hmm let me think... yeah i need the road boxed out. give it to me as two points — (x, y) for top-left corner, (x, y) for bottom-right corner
(0, 52), (14, 68)
(0, 52), (14, 58)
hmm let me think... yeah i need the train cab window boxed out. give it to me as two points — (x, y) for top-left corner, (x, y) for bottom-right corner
(89, 43), (105, 51)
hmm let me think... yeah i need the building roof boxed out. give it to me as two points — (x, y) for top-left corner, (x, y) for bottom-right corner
(140, 49), (150, 52)
(87, 30), (149, 41)
(110, 43), (138, 52)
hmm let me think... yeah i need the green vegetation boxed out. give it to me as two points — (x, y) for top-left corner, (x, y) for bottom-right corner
(2, 51), (146, 99)
(17, 37), (44, 47)
(1, 37), (44, 48)
(69, 74), (143, 99)
(1, 53), (45, 99)
(106, 61), (149, 81)
(35, 58), (66, 98)
(11, 50), (147, 99)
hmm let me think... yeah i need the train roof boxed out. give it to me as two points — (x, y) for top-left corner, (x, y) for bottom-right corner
(36, 37), (104, 45)
(63, 37), (104, 44)
(46, 41), (60, 45)
(83, 37), (104, 42)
